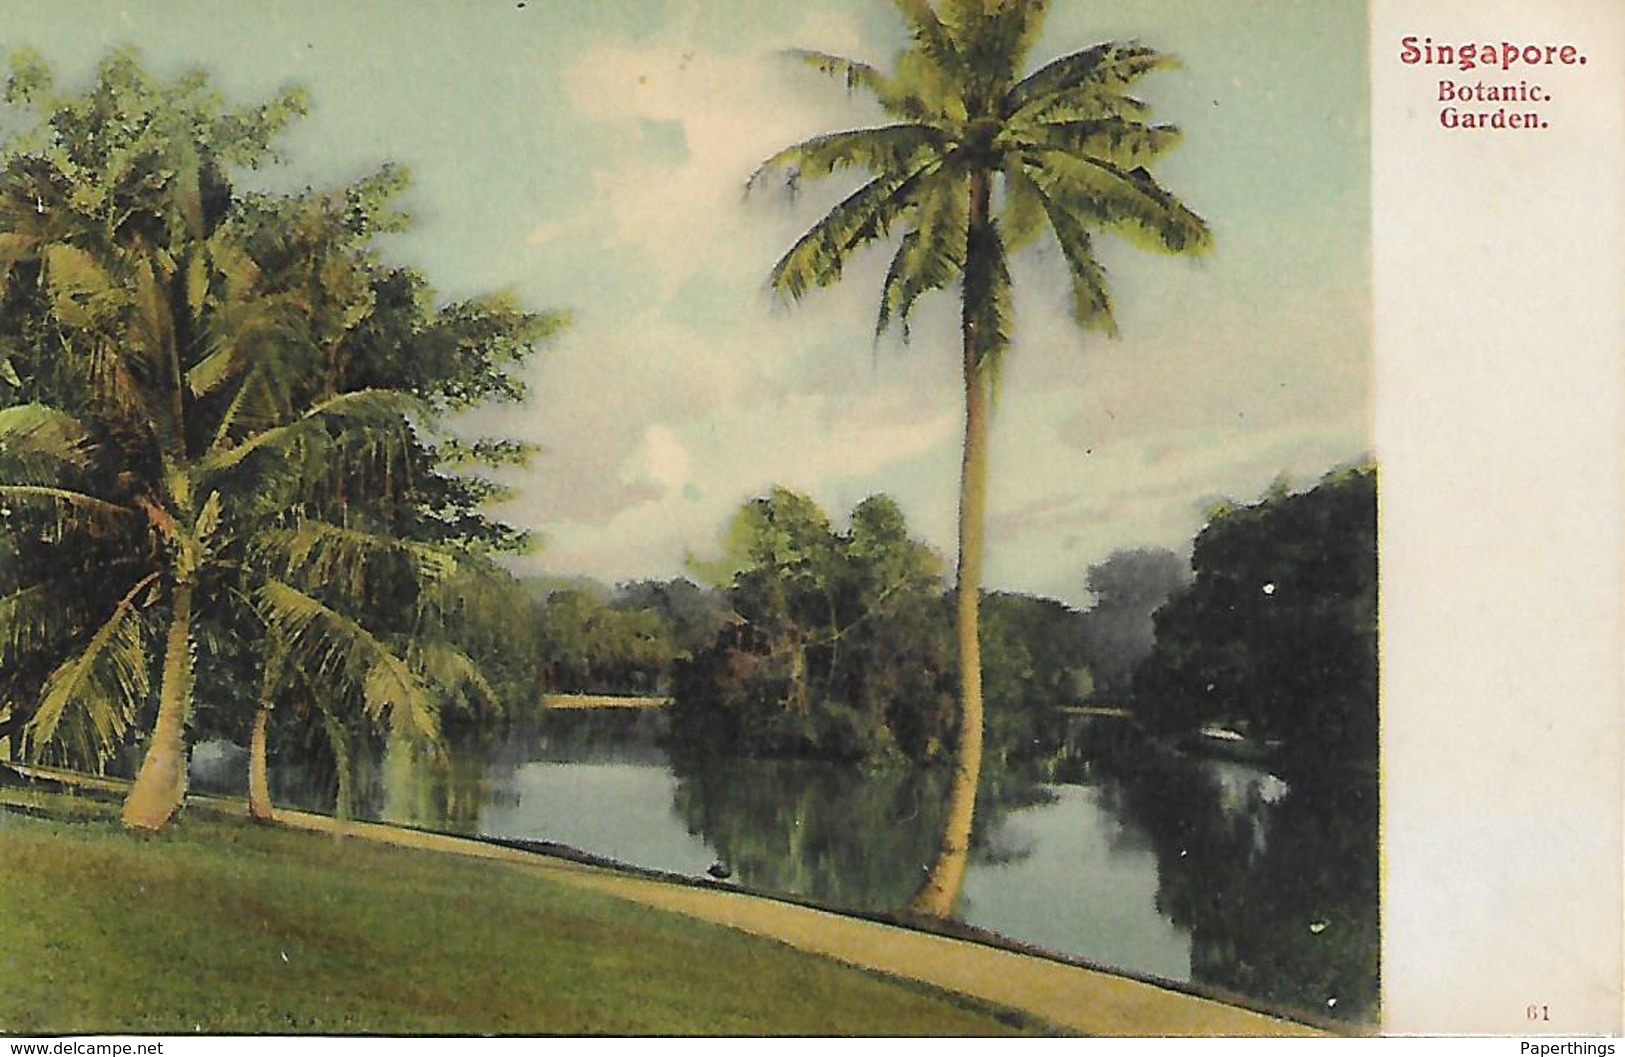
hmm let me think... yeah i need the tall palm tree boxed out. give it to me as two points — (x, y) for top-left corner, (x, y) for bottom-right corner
(751, 0), (1212, 916)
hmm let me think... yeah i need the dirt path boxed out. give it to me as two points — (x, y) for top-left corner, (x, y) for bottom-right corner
(9, 766), (1331, 1037)
(264, 806), (1330, 1036)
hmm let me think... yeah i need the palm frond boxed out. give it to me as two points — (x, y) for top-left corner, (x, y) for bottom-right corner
(0, 231), (40, 275)
(747, 124), (941, 197)
(894, 0), (968, 83)
(0, 484), (137, 538)
(187, 292), (304, 401)
(789, 45), (946, 122)
(1026, 175), (1118, 335)
(195, 387), (424, 481)
(128, 255), (177, 375)
(961, 215), (1014, 382)
(1003, 42), (1177, 120)
(941, 0), (1049, 99)
(0, 404), (94, 482)
(876, 172), (968, 339)
(1010, 117), (1184, 170)
(768, 157), (949, 303)
(999, 160), (1048, 252)
(256, 520), (459, 601)
(1027, 150), (1212, 256)
(415, 639), (503, 718)
(414, 554), (529, 633)
(788, 49), (892, 98)
(0, 583), (73, 670)
(207, 355), (298, 452)
(257, 578), (440, 749)
(42, 243), (128, 330)
(23, 571), (158, 766)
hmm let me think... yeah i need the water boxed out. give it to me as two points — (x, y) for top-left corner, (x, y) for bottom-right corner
(194, 707), (1379, 1026)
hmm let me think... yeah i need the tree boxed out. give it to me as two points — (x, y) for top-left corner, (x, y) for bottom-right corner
(0, 51), (558, 829)
(675, 488), (951, 761)
(1079, 547), (1188, 694)
(612, 577), (733, 669)
(978, 589), (1089, 754)
(539, 588), (676, 695)
(751, 0), (1211, 915)
(1133, 465), (1378, 771)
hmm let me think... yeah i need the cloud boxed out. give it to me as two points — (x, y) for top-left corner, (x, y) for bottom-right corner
(554, 11), (886, 299)
(631, 424), (693, 492)
(491, 3), (1372, 609)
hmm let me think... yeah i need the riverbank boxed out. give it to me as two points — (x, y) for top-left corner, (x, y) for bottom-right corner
(541, 693), (670, 710)
(0, 785), (1033, 1035)
(0, 771), (1333, 1037)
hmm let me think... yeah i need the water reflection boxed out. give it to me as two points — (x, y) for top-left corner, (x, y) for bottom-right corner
(191, 706), (1377, 1026)
(667, 749), (953, 908)
(1081, 720), (1379, 1021)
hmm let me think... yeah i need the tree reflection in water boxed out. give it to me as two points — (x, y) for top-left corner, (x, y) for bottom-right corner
(1078, 718), (1379, 1025)
(665, 742), (1054, 913)
(236, 706), (1376, 1027)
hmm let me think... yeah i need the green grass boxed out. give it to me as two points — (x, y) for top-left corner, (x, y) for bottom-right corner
(0, 790), (1039, 1036)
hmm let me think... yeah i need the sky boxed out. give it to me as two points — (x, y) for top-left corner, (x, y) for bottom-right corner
(0, 0), (1371, 608)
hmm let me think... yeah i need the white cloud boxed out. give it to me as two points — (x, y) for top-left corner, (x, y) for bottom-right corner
(632, 423), (693, 493)
(494, 5), (1371, 608)
(556, 12), (884, 298)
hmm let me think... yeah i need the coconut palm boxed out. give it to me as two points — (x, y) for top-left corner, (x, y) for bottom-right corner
(751, 0), (1211, 916)
(0, 203), (437, 831)
(0, 53), (547, 831)
(241, 533), (524, 824)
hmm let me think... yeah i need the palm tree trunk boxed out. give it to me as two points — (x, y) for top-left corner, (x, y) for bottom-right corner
(122, 578), (196, 831)
(320, 705), (354, 821)
(911, 168), (992, 918)
(247, 704), (275, 822)
(248, 647), (287, 822)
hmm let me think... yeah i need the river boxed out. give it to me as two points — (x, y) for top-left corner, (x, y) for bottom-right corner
(189, 707), (1379, 1026)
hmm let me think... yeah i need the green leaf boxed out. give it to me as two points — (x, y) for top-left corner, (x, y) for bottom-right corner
(24, 572), (157, 766)
(749, 124), (939, 197)
(195, 388), (424, 480)
(257, 579), (441, 749)
(0, 484), (136, 538)
(1029, 149), (1212, 256)
(0, 404), (94, 479)
(768, 157), (948, 303)
(44, 244), (127, 329)
(962, 212), (1013, 379)
(257, 520), (459, 602)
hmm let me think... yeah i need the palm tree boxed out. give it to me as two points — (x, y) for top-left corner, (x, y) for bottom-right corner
(0, 54), (502, 831)
(241, 534), (523, 824)
(751, 0), (1212, 916)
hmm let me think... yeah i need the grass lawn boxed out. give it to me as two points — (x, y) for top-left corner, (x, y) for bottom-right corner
(0, 789), (1040, 1036)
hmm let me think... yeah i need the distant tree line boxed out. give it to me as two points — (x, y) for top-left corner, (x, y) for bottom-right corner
(665, 488), (1090, 763)
(530, 578), (726, 697)
(531, 465), (1377, 777)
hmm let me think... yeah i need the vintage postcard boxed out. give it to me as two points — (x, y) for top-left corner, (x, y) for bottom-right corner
(0, 0), (1617, 1040)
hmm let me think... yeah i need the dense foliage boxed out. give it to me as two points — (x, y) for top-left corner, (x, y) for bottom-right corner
(673, 489), (951, 761)
(671, 488), (1089, 764)
(1133, 466), (1378, 769)
(0, 50), (559, 826)
(534, 577), (730, 697)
